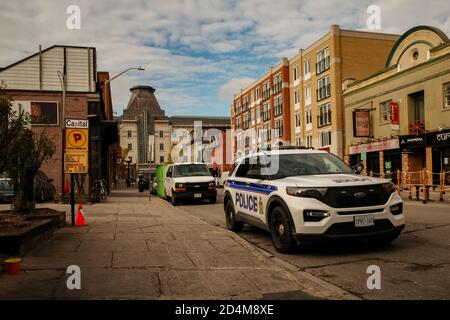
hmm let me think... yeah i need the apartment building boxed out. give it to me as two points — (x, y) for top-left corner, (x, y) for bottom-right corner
(343, 26), (450, 183)
(289, 25), (399, 157)
(231, 58), (290, 159)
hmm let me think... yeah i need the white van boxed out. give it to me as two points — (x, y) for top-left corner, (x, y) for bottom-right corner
(164, 163), (217, 205)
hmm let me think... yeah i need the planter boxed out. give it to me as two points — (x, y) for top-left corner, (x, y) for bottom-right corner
(25, 208), (66, 230)
(0, 219), (53, 255)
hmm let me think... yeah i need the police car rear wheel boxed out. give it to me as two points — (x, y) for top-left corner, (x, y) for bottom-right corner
(270, 206), (296, 253)
(225, 200), (244, 232)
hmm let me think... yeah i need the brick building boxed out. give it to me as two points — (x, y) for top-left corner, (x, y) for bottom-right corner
(0, 45), (118, 199)
(231, 58), (290, 159)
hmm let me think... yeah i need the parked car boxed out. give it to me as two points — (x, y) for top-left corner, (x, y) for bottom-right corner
(34, 170), (56, 202)
(0, 176), (14, 202)
(164, 163), (217, 205)
(0, 170), (55, 203)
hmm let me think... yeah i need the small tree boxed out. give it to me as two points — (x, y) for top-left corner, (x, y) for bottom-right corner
(0, 87), (26, 174)
(9, 127), (56, 212)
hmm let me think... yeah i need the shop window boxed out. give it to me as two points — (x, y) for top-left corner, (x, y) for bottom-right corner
(30, 101), (59, 125)
(380, 100), (392, 123)
(444, 82), (450, 109)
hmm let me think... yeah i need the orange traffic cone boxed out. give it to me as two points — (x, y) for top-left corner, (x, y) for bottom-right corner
(75, 203), (88, 227)
(64, 180), (70, 194)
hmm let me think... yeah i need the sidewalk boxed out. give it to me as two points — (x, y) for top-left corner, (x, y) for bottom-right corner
(0, 194), (356, 300)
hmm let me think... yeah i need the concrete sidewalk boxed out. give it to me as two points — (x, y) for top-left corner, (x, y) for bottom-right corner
(0, 194), (357, 300)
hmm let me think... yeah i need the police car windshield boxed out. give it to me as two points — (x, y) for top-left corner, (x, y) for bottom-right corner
(271, 153), (352, 179)
(173, 164), (211, 177)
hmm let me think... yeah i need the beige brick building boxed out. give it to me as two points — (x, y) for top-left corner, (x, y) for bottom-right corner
(288, 25), (399, 157)
(343, 26), (450, 184)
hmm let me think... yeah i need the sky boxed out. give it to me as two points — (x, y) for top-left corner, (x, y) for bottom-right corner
(0, 0), (449, 117)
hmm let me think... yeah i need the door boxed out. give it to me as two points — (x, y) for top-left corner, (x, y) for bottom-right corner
(164, 165), (173, 197)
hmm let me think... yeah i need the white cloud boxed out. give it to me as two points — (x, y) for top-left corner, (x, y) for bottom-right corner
(218, 77), (255, 101)
(0, 0), (449, 116)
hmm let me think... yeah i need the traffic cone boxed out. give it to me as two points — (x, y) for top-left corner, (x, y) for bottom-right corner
(75, 203), (88, 227)
(64, 180), (70, 194)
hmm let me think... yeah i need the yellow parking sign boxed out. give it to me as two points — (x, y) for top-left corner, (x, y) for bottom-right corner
(65, 120), (89, 173)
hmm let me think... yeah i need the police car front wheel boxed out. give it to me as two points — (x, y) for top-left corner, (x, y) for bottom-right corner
(269, 206), (297, 253)
(225, 200), (244, 232)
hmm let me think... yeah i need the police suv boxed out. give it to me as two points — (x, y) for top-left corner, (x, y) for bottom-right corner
(223, 147), (405, 253)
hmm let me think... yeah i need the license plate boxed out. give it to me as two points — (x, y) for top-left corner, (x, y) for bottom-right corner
(194, 193), (202, 198)
(354, 215), (374, 227)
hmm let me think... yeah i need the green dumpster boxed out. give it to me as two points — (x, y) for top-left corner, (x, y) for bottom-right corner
(156, 164), (168, 198)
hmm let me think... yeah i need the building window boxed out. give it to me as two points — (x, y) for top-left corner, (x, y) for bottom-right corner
(263, 102), (271, 121)
(293, 66), (299, 81)
(295, 112), (301, 127)
(236, 101), (241, 115)
(318, 103), (332, 127)
(127, 130), (132, 138)
(263, 81), (271, 100)
(305, 108), (312, 125)
(159, 143), (164, 151)
(319, 131), (332, 147)
(304, 59), (311, 76)
(235, 116), (241, 130)
(160, 156), (164, 163)
(159, 131), (164, 138)
(316, 47), (330, 74)
(243, 96), (248, 112)
(245, 136), (250, 148)
(444, 82), (450, 109)
(294, 90), (300, 104)
(128, 143), (132, 151)
(304, 85), (311, 105)
(317, 76), (331, 101)
(306, 135), (312, 148)
(265, 123), (271, 141)
(295, 137), (301, 146)
(274, 119), (283, 138)
(243, 112), (250, 130)
(380, 100), (392, 123)
(274, 95), (283, 116)
(256, 87), (260, 100)
(273, 73), (282, 94)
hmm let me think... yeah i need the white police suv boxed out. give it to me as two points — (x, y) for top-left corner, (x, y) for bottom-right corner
(223, 147), (405, 253)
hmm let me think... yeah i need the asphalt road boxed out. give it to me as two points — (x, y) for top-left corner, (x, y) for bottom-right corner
(177, 189), (450, 300)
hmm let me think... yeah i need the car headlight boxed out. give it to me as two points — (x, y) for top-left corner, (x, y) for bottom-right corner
(286, 187), (328, 200)
(382, 182), (396, 194)
(175, 183), (184, 188)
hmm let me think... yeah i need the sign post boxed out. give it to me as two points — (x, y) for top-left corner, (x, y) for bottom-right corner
(64, 119), (89, 226)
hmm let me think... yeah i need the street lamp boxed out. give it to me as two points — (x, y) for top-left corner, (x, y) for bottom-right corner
(104, 67), (145, 85)
(57, 70), (66, 203)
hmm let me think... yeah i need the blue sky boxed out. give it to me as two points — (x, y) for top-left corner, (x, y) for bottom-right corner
(0, 0), (449, 117)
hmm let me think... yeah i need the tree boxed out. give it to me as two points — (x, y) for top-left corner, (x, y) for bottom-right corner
(9, 127), (56, 212)
(0, 87), (26, 174)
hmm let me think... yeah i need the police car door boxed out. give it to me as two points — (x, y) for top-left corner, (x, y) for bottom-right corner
(232, 157), (265, 222)
(245, 156), (271, 223)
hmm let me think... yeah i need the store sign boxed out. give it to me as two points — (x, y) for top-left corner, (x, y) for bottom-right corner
(390, 102), (400, 130)
(353, 110), (370, 137)
(399, 135), (426, 149)
(428, 129), (450, 147)
(65, 119), (89, 174)
(349, 139), (399, 155)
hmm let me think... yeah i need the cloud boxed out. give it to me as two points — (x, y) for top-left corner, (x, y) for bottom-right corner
(0, 0), (449, 116)
(218, 77), (255, 101)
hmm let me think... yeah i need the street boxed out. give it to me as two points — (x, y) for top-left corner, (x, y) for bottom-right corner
(0, 189), (449, 299)
(179, 189), (450, 300)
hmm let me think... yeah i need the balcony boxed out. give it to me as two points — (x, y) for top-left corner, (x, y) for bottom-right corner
(273, 82), (282, 94)
(316, 56), (330, 75)
(317, 83), (331, 101)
